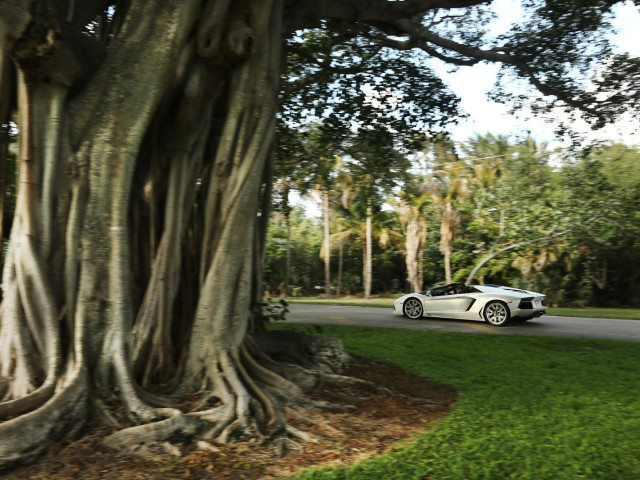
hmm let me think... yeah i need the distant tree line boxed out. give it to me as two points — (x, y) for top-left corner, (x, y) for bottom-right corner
(265, 133), (640, 308)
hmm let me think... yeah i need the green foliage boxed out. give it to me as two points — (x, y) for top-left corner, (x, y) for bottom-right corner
(267, 134), (640, 306)
(278, 325), (640, 480)
(489, 1), (638, 133)
(269, 0), (640, 306)
(264, 207), (325, 297)
(281, 25), (463, 146)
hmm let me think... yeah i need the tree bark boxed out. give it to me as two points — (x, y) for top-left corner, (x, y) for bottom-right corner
(405, 218), (426, 292)
(364, 200), (373, 299)
(0, 0), (328, 469)
(323, 188), (331, 295)
(285, 206), (291, 297)
(337, 235), (344, 297)
(440, 203), (457, 284)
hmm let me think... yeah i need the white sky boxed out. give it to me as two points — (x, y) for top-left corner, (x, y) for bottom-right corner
(436, 0), (640, 147)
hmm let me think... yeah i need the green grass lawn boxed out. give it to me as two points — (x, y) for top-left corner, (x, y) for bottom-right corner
(285, 297), (640, 320)
(275, 324), (640, 479)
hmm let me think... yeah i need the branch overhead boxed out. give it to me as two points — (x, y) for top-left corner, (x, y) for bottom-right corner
(283, 0), (638, 131)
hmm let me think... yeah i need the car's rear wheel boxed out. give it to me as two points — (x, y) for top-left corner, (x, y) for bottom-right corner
(403, 298), (423, 319)
(483, 300), (510, 326)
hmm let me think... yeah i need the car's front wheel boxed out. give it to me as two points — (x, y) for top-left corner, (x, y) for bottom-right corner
(403, 297), (423, 319)
(483, 301), (510, 326)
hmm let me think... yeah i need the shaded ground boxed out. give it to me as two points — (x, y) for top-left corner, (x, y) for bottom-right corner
(5, 357), (456, 479)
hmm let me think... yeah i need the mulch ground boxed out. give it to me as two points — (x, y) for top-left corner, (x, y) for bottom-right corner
(5, 356), (456, 479)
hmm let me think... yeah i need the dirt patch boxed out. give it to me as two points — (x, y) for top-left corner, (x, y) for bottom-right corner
(5, 356), (456, 479)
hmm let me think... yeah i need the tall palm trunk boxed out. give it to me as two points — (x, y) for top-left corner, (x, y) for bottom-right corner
(440, 203), (457, 284)
(323, 188), (331, 295)
(364, 200), (373, 299)
(285, 208), (291, 297)
(405, 216), (426, 292)
(337, 236), (344, 297)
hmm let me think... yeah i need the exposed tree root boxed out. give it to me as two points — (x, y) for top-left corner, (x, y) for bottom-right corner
(252, 330), (351, 374)
(0, 364), (87, 472)
(96, 330), (444, 462)
(104, 411), (205, 456)
(285, 424), (319, 444)
(287, 408), (341, 435)
(0, 379), (55, 419)
(0, 325), (448, 473)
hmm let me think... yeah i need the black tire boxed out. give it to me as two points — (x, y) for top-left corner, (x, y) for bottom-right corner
(403, 297), (423, 319)
(483, 300), (511, 326)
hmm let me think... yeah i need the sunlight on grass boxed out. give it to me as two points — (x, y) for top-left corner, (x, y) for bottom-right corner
(277, 324), (640, 479)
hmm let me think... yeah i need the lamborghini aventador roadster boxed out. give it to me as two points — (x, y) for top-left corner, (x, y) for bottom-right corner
(393, 283), (547, 326)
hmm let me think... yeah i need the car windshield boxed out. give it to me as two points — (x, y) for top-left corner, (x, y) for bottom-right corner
(425, 284), (480, 296)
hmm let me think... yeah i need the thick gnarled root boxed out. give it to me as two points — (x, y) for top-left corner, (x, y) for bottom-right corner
(0, 366), (88, 473)
(104, 411), (206, 456)
(100, 336), (352, 458)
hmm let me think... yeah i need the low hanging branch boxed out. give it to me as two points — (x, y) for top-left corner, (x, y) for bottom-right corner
(465, 228), (572, 285)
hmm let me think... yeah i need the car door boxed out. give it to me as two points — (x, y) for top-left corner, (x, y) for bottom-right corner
(422, 294), (464, 316)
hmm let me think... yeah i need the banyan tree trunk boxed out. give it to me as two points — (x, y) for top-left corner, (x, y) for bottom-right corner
(0, 0), (332, 470)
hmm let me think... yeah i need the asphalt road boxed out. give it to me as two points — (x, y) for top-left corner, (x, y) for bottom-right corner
(287, 303), (640, 343)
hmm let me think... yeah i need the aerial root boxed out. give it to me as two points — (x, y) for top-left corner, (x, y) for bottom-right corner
(286, 408), (341, 435)
(133, 383), (182, 409)
(196, 440), (221, 453)
(104, 347), (289, 457)
(285, 424), (318, 444)
(215, 419), (243, 444)
(0, 378), (7, 399)
(193, 404), (235, 442)
(0, 379), (55, 419)
(189, 390), (221, 412)
(273, 436), (305, 457)
(91, 397), (120, 427)
(100, 332), (444, 462)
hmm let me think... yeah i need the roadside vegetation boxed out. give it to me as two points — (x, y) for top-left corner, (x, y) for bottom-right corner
(266, 137), (640, 310)
(275, 324), (640, 480)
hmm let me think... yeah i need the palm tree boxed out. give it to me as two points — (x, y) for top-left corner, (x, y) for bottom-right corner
(341, 131), (410, 297)
(324, 189), (402, 298)
(291, 125), (341, 296)
(310, 180), (335, 296)
(394, 191), (429, 292)
(430, 162), (469, 284)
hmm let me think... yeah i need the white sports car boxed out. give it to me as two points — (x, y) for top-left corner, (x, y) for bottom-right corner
(393, 283), (547, 326)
